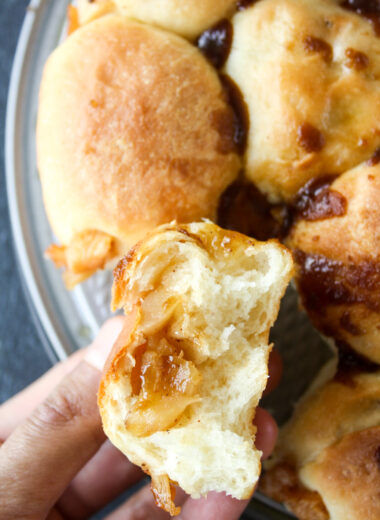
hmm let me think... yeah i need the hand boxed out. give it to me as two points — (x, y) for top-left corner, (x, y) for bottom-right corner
(0, 318), (281, 520)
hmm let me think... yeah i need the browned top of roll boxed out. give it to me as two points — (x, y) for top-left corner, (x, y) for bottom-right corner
(37, 15), (241, 263)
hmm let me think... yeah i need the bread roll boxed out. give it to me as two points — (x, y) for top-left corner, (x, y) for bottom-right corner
(76, 0), (237, 39)
(261, 365), (380, 520)
(225, 0), (380, 202)
(98, 221), (293, 515)
(287, 162), (380, 363)
(37, 16), (241, 286)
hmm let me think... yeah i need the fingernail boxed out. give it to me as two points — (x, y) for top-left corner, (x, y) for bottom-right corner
(84, 316), (125, 371)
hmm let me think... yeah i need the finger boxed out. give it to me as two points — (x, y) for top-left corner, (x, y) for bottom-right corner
(253, 407), (278, 460)
(0, 349), (85, 439)
(57, 440), (144, 519)
(104, 483), (188, 520)
(0, 318), (124, 519)
(263, 348), (283, 396)
(0, 317), (124, 440)
(178, 491), (249, 520)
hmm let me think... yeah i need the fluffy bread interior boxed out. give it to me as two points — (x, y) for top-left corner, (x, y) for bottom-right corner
(98, 222), (293, 515)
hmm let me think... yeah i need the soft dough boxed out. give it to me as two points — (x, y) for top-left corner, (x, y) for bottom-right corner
(37, 16), (241, 285)
(98, 221), (293, 515)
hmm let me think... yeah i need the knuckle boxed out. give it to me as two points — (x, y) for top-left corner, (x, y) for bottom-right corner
(39, 392), (82, 426)
(31, 377), (96, 432)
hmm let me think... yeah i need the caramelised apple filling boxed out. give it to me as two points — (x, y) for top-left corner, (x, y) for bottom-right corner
(46, 229), (115, 287)
(125, 334), (201, 437)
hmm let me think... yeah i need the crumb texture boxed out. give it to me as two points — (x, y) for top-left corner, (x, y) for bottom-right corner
(99, 222), (292, 511)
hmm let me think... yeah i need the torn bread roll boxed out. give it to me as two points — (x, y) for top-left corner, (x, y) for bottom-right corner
(261, 362), (380, 520)
(98, 221), (293, 515)
(37, 16), (240, 286)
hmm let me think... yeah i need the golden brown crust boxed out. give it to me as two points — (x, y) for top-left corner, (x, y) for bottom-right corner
(98, 306), (140, 399)
(260, 463), (329, 520)
(263, 369), (380, 520)
(288, 165), (380, 262)
(37, 15), (241, 281)
(302, 426), (380, 520)
(225, 0), (380, 202)
(288, 164), (380, 362)
(99, 308), (181, 515)
(271, 371), (380, 470)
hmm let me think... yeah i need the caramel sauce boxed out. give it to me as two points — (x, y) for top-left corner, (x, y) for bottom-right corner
(345, 47), (369, 70)
(218, 180), (282, 240)
(339, 311), (362, 336)
(177, 227), (205, 248)
(260, 462), (329, 520)
(217, 175), (345, 241)
(196, 22), (249, 157)
(126, 336), (200, 436)
(334, 340), (379, 386)
(297, 123), (326, 153)
(341, 0), (380, 37)
(197, 19), (233, 69)
(294, 249), (380, 371)
(292, 176), (347, 222)
(236, 0), (258, 11)
(374, 446), (380, 469)
(209, 107), (240, 155)
(279, 176), (347, 236)
(219, 74), (249, 155)
(368, 147), (380, 166)
(151, 475), (180, 517)
(130, 343), (147, 395)
(67, 5), (79, 35)
(294, 249), (380, 315)
(304, 35), (333, 63)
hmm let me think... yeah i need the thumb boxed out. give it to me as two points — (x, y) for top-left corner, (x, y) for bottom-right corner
(0, 317), (124, 519)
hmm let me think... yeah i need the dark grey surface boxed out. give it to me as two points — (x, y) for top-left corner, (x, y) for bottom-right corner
(0, 0), (51, 404)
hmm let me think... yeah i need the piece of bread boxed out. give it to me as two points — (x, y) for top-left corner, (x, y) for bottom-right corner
(287, 161), (380, 363)
(37, 15), (241, 286)
(225, 0), (380, 202)
(261, 365), (380, 520)
(98, 221), (293, 515)
(76, 0), (238, 39)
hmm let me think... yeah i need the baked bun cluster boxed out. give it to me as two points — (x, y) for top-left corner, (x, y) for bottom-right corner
(261, 362), (380, 520)
(98, 221), (293, 515)
(37, 0), (380, 517)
